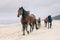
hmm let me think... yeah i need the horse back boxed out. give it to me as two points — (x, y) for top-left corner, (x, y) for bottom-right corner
(26, 14), (35, 23)
(21, 11), (35, 24)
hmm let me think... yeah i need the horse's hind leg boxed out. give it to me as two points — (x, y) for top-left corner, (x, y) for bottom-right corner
(38, 23), (40, 28)
(45, 23), (47, 27)
(35, 21), (38, 30)
(50, 22), (52, 28)
(29, 23), (33, 32)
(32, 23), (34, 30)
(35, 23), (38, 30)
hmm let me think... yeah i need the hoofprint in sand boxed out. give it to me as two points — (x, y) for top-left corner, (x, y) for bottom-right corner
(0, 20), (60, 40)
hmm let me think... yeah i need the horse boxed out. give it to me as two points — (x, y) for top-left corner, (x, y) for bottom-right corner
(17, 7), (38, 35)
(44, 17), (48, 27)
(44, 15), (52, 29)
(37, 17), (41, 28)
(47, 15), (52, 29)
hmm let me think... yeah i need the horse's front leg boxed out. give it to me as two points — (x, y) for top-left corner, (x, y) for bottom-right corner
(45, 22), (47, 27)
(29, 23), (33, 32)
(35, 21), (39, 30)
(38, 22), (41, 28)
(48, 22), (50, 29)
(25, 23), (29, 34)
(50, 22), (52, 28)
(22, 23), (25, 35)
(32, 22), (34, 30)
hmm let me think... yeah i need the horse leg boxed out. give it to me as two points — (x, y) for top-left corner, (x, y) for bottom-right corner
(25, 23), (29, 34)
(22, 22), (29, 35)
(50, 22), (52, 28)
(44, 22), (46, 27)
(35, 23), (38, 30)
(35, 20), (38, 30)
(48, 22), (49, 29)
(38, 22), (41, 28)
(45, 23), (47, 27)
(39, 22), (41, 27)
(22, 23), (25, 35)
(29, 23), (33, 32)
(32, 22), (34, 30)
(38, 23), (40, 28)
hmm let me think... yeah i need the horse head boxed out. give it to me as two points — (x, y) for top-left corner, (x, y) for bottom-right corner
(17, 7), (23, 17)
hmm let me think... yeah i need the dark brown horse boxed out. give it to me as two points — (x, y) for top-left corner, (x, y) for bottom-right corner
(17, 7), (38, 35)
(44, 17), (48, 27)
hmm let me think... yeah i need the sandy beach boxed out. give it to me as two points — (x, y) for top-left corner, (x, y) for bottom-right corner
(0, 20), (60, 40)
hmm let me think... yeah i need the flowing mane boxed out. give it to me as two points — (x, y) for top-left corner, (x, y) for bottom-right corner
(22, 9), (29, 18)
(17, 7), (38, 35)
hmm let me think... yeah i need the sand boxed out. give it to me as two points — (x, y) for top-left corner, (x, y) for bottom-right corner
(0, 20), (60, 40)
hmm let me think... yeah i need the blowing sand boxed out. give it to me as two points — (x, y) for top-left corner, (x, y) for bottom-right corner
(0, 20), (60, 40)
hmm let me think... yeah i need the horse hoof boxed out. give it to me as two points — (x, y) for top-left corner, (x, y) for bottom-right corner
(23, 34), (25, 35)
(30, 30), (32, 32)
(36, 28), (39, 30)
(27, 31), (29, 34)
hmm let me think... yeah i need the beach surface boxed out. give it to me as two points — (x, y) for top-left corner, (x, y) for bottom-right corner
(0, 20), (60, 40)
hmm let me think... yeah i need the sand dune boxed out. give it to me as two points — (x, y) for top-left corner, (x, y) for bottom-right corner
(0, 20), (60, 40)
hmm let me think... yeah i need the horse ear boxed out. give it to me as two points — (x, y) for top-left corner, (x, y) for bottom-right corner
(19, 6), (23, 10)
(21, 6), (23, 9)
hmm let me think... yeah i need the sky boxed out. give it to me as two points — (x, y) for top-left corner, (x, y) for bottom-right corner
(0, 0), (60, 24)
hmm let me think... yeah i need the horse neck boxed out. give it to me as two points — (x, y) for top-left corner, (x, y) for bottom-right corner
(22, 9), (28, 18)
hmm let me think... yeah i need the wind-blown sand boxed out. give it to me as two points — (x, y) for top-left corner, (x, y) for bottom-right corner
(0, 20), (60, 40)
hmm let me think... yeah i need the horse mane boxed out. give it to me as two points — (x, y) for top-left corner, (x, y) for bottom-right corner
(22, 9), (29, 18)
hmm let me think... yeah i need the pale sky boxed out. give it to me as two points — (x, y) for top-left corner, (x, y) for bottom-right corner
(0, 0), (60, 19)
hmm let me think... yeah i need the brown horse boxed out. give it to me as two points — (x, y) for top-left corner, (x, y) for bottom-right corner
(44, 17), (48, 27)
(17, 7), (38, 35)
(38, 17), (41, 28)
